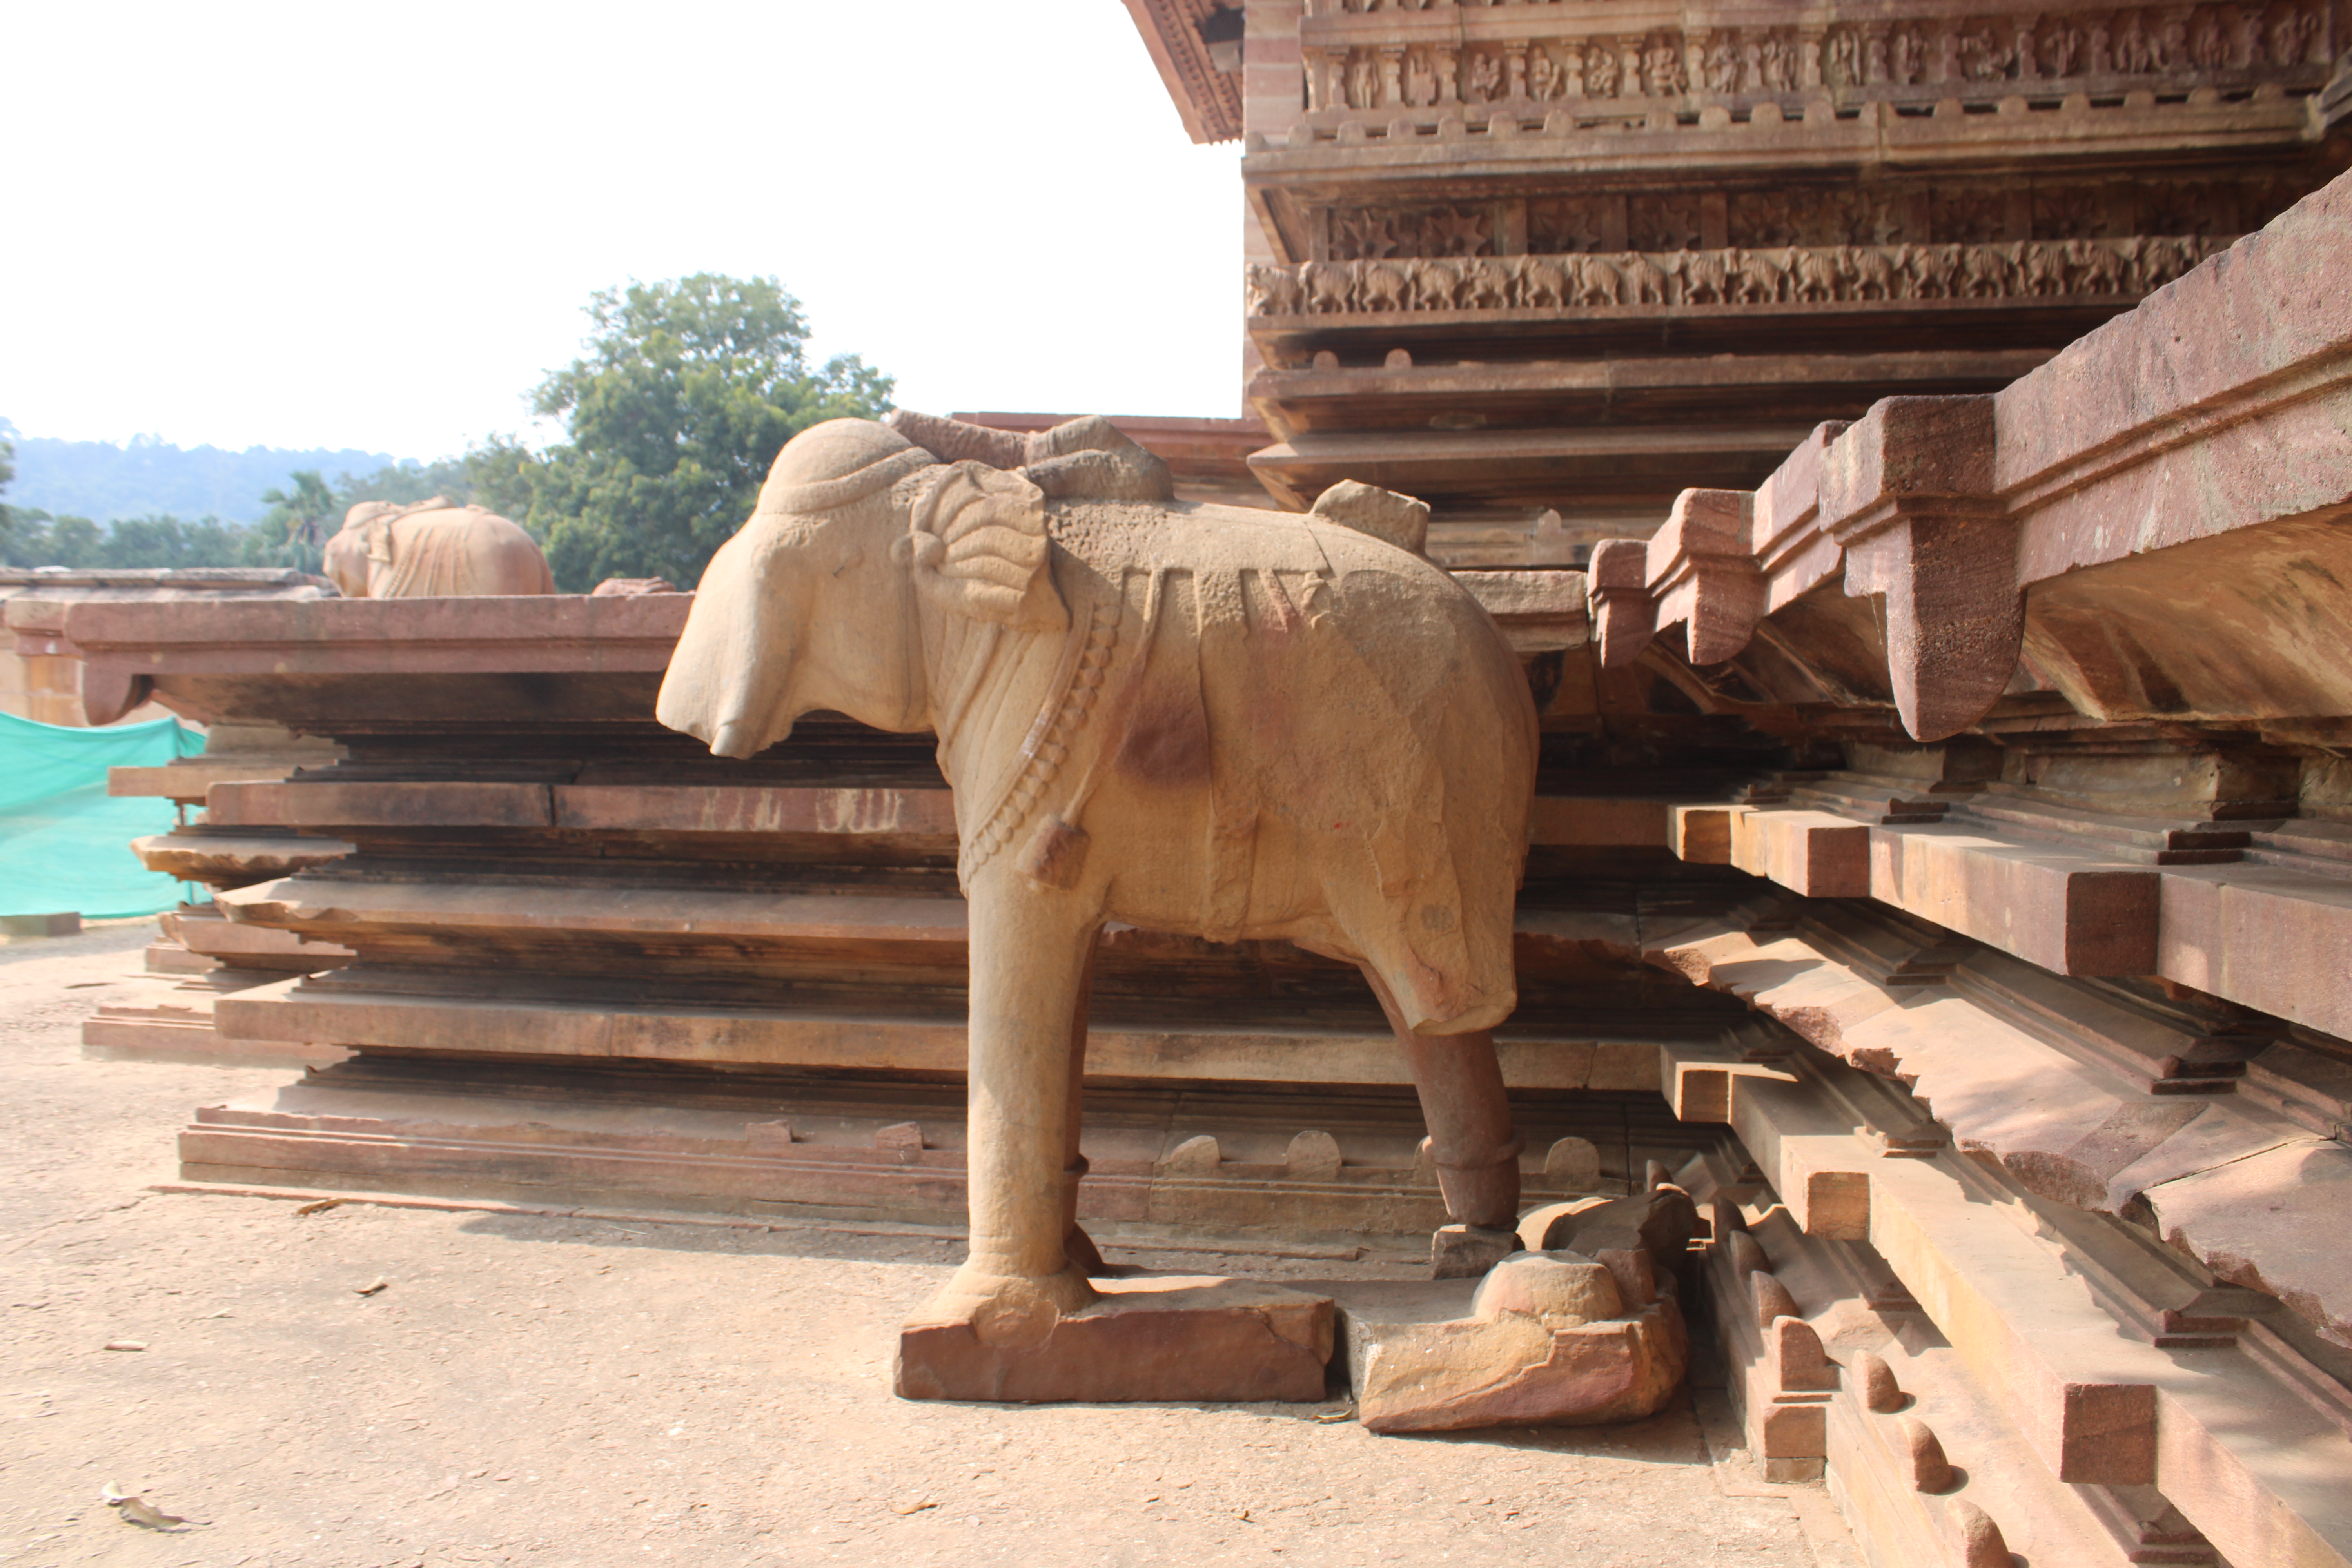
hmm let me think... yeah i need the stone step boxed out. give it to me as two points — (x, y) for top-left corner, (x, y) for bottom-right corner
(176, 1056), (1700, 1237)
(82, 972), (350, 1067)
(213, 967), (1701, 1091)
(202, 777), (1682, 851)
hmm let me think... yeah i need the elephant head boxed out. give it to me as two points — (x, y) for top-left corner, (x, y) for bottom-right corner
(656, 419), (1067, 759)
(322, 501), (402, 598)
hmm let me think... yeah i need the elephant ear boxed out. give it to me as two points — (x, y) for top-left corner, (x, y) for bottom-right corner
(893, 462), (1067, 633)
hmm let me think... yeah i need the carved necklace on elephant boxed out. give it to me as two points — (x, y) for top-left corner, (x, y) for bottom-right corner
(954, 536), (1165, 895)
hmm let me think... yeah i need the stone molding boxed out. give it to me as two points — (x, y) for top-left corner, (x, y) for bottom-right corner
(1246, 234), (2220, 318)
(1588, 165), (2352, 740)
(1684, 1119), (2350, 1568)
(1293, 0), (2336, 118)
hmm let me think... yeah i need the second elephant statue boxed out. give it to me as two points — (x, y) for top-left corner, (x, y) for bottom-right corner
(323, 499), (554, 599)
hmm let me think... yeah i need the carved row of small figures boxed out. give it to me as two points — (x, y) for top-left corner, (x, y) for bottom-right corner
(1246, 236), (2220, 315)
(1305, 2), (2331, 109)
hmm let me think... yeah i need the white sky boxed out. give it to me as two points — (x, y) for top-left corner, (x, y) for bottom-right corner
(1, 1), (1244, 460)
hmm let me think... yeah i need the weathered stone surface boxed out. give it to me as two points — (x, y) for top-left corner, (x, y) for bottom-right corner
(1431, 1223), (1519, 1280)
(1309, 477), (1429, 556)
(895, 1276), (1334, 1404)
(1338, 1265), (1687, 1435)
(1533, 1185), (1699, 1262)
(1470, 1252), (1622, 1324)
(2139, 1138), (2352, 1351)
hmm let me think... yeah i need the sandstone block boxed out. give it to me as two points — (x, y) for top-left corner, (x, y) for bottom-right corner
(1339, 1265), (1688, 1435)
(895, 1276), (1333, 1404)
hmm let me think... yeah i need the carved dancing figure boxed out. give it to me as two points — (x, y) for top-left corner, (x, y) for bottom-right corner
(1467, 50), (1502, 102)
(1584, 45), (1621, 96)
(1528, 49), (1560, 101)
(1701, 35), (1737, 92)
(1891, 27), (1926, 84)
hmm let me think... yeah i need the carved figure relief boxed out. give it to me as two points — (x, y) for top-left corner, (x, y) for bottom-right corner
(1583, 42), (1621, 96)
(1303, 3), (2330, 126)
(1641, 34), (1688, 95)
(1249, 235), (2220, 318)
(1528, 47), (1564, 100)
(1466, 48), (1503, 102)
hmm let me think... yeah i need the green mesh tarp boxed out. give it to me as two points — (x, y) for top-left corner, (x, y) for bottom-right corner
(0, 710), (205, 919)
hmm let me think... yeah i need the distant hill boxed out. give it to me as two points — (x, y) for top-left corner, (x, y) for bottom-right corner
(0, 421), (409, 523)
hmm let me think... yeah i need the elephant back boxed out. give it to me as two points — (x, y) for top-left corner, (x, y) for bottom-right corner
(1047, 498), (1537, 1036)
(368, 506), (554, 598)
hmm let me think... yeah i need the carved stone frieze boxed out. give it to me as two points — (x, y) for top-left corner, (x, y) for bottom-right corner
(1322, 176), (2284, 261)
(1248, 235), (2220, 318)
(1300, 1), (2332, 114)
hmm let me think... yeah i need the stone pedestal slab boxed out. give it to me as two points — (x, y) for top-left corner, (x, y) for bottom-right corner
(895, 1277), (1335, 1404)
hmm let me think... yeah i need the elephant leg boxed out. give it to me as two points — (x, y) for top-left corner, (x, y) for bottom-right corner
(1060, 930), (1114, 1277)
(933, 875), (1104, 1338)
(1361, 967), (1523, 1231)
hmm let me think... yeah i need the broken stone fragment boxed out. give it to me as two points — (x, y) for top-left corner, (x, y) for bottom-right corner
(1471, 1252), (1624, 1324)
(1534, 1185), (1700, 1261)
(1341, 1254), (1689, 1434)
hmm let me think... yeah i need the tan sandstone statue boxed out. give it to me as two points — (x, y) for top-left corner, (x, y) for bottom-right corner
(656, 413), (1538, 1399)
(322, 498), (554, 598)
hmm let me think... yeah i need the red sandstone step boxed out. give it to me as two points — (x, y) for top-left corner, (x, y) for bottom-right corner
(174, 1063), (1692, 1235)
(203, 778), (1681, 849)
(214, 878), (1649, 958)
(211, 973), (1689, 1091)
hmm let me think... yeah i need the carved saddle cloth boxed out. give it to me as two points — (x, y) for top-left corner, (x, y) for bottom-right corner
(966, 499), (1528, 1036)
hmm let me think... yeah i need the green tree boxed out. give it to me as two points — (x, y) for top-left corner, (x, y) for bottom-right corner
(477, 274), (893, 591)
(1, 510), (105, 568)
(257, 470), (338, 573)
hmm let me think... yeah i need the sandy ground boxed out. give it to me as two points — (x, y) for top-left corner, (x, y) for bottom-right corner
(2, 924), (1861, 1568)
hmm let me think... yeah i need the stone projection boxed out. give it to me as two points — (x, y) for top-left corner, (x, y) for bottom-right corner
(654, 412), (1550, 1400)
(321, 499), (554, 599)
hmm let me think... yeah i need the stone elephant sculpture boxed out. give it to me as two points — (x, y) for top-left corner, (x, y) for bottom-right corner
(655, 412), (1538, 1354)
(322, 499), (554, 598)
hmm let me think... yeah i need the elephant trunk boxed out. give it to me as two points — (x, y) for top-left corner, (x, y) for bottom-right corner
(656, 527), (799, 759)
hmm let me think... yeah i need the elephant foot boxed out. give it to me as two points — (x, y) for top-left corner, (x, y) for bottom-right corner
(924, 1260), (1099, 1349)
(1432, 1223), (1521, 1280)
(1063, 1223), (1121, 1278)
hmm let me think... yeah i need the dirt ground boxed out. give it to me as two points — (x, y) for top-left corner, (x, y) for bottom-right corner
(2, 924), (1861, 1568)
